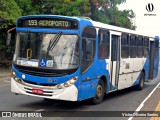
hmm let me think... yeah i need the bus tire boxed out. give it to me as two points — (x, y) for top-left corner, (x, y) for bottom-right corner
(136, 72), (145, 90)
(44, 98), (53, 102)
(92, 80), (105, 104)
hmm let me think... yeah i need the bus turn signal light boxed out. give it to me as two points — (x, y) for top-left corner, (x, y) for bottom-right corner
(12, 71), (16, 76)
(68, 76), (78, 84)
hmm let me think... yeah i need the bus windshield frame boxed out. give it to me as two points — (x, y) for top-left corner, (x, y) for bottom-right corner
(13, 32), (80, 70)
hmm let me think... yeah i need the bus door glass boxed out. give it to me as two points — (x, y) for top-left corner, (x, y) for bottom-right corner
(110, 32), (121, 90)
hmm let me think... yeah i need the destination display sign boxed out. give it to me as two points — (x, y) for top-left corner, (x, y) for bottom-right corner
(17, 18), (78, 29)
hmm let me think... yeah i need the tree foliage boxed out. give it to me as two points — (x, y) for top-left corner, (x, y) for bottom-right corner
(90, 0), (135, 29)
(0, 0), (21, 29)
(0, 0), (21, 58)
(14, 0), (45, 16)
(0, 0), (135, 30)
(0, 0), (136, 60)
(43, 0), (90, 16)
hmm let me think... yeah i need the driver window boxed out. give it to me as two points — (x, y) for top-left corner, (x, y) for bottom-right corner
(81, 27), (96, 73)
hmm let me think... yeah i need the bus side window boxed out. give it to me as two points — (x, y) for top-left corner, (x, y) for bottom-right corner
(144, 37), (149, 57)
(83, 38), (95, 60)
(121, 33), (129, 58)
(136, 36), (143, 58)
(130, 35), (136, 58)
(98, 30), (110, 59)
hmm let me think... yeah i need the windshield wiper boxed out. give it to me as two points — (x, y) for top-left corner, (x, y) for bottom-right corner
(48, 31), (62, 51)
(46, 31), (62, 57)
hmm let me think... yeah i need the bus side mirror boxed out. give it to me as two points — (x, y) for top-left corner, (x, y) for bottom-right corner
(6, 33), (11, 46)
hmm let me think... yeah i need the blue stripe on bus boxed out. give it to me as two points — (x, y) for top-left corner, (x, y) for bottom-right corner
(12, 65), (81, 86)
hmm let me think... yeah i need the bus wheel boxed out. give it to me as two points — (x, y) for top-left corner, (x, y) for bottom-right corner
(92, 80), (104, 104)
(136, 72), (145, 90)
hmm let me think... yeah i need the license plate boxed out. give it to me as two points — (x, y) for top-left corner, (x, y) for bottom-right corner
(32, 88), (44, 94)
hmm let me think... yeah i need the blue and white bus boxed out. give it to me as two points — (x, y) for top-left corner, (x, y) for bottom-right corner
(11, 15), (159, 104)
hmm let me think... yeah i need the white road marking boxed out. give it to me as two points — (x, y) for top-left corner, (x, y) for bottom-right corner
(0, 84), (10, 88)
(128, 82), (160, 120)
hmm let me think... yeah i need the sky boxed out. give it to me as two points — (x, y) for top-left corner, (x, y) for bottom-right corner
(118, 0), (160, 37)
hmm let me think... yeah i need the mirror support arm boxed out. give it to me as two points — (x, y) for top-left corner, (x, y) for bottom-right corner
(7, 27), (16, 33)
(6, 27), (16, 46)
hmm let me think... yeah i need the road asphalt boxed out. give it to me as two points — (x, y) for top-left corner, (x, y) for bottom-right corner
(0, 68), (11, 79)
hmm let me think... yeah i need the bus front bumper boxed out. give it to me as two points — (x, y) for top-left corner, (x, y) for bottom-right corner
(11, 78), (78, 101)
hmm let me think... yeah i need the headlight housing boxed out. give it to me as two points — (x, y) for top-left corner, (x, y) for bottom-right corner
(13, 76), (22, 83)
(12, 71), (16, 76)
(57, 76), (78, 89)
(68, 76), (78, 85)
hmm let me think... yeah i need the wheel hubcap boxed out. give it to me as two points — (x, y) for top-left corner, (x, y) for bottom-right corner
(96, 85), (103, 98)
(140, 77), (144, 87)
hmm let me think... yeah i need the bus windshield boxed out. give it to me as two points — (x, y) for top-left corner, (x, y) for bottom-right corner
(14, 32), (79, 69)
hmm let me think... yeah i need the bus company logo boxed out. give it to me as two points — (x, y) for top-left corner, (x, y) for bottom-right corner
(48, 79), (57, 83)
(2, 112), (11, 117)
(144, 3), (156, 16)
(146, 3), (154, 12)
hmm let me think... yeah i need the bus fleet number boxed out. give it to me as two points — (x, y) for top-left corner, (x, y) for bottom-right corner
(28, 20), (37, 26)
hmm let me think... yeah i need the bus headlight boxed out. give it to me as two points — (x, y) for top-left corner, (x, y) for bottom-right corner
(57, 84), (63, 89)
(68, 76), (78, 84)
(13, 76), (22, 83)
(64, 76), (78, 87)
(64, 82), (69, 87)
(57, 76), (78, 89)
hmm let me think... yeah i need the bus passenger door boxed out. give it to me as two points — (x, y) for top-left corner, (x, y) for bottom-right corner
(110, 32), (121, 90)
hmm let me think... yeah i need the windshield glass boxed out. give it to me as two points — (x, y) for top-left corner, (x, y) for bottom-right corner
(14, 32), (79, 69)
